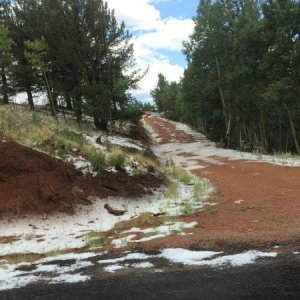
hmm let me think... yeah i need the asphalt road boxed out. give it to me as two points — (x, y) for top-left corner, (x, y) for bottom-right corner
(2, 255), (300, 300)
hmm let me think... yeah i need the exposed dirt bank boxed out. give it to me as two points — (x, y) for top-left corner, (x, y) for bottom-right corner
(0, 141), (162, 216)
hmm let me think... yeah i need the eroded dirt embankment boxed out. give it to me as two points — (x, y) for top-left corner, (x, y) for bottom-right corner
(0, 141), (162, 216)
(142, 114), (300, 250)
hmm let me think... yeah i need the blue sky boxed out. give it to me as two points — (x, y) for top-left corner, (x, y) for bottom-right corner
(157, 0), (199, 20)
(106, 0), (199, 102)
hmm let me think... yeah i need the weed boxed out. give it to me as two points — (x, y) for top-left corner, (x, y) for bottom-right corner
(107, 147), (127, 167)
(84, 233), (105, 248)
(104, 140), (112, 151)
(180, 201), (194, 215)
(165, 183), (180, 200)
(164, 160), (192, 184)
(113, 220), (125, 234)
(193, 179), (211, 199)
(119, 237), (129, 247)
(45, 249), (61, 257)
(139, 213), (155, 225)
(86, 149), (106, 172)
(24, 232), (35, 241)
(142, 230), (160, 239)
(176, 224), (187, 235)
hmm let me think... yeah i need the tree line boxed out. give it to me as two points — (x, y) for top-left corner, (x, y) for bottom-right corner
(0, 0), (146, 129)
(152, 0), (300, 154)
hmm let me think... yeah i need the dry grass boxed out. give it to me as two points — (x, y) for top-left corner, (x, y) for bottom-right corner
(0, 105), (158, 174)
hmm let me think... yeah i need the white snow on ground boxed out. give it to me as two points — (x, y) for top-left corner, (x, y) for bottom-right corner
(65, 155), (97, 176)
(0, 191), (162, 255)
(96, 248), (278, 274)
(143, 115), (300, 169)
(132, 262), (154, 269)
(103, 135), (144, 151)
(50, 273), (90, 284)
(58, 129), (147, 177)
(160, 249), (278, 267)
(0, 248), (278, 290)
(0, 178), (206, 255)
(0, 252), (96, 291)
(103, 264), (126, 273)
(160, 249), (221, 264)
(98, 253), (152, 264)
(111, 221), (198, 248)
(83, 134), (105, 151)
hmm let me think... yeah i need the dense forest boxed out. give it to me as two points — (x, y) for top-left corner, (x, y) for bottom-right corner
(0, 0), (148, 129)
(151, 0), (300, 154)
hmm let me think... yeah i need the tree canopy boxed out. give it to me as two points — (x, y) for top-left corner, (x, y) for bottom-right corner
(0, 0), (144, 128)
(152, 0), (300, 154)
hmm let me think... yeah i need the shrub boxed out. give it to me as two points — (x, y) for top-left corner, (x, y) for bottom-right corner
(86, 149), (106, 172)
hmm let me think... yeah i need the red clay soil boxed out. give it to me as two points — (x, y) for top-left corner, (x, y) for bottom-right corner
(0, 141), (162, 216)
(145, 115), (196, 144)
(140, 114), (300, 250)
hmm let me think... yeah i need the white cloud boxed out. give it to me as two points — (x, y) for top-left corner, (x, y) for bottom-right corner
(135, 17), (194, 51)
(106, 0), (194, 102)
(106, 0), (161, 30)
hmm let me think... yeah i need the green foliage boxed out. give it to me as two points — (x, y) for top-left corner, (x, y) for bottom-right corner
(51, 128), (85, 152)
(150, 74), (182, 120)
(108, 151), (126, 168)
(86, 149), (107, 172)
(3, 0), (144, 123)
(165, 159), (192, 185)
(24, 38), (48, 73)
(152, 0), (300, 154)
(0, 25), (12, 104)
(165, 183), (180, 200)
(84, 232), (106, 248)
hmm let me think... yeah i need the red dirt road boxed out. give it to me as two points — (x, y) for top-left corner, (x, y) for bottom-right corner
(143, 114), (300, 250)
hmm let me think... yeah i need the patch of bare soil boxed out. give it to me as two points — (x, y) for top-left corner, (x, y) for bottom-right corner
(145, 115), (196, 144)
(0, 141), (163, 216)
(141, 114), (300, 251)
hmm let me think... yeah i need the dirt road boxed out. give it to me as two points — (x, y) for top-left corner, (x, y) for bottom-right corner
(143, 114), (300, 250)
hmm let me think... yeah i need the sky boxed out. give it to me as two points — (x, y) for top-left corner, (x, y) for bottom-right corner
(105, 0), (199, 103)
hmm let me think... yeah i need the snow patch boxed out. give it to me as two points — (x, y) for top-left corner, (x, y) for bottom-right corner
(160, 249), (277, 267)
(111, 221), (198, 248)
(104, 264), (126, 273)
(132, 262), (154, 269)
(98, 253), (152, 264)
(145, 116), (300, 168)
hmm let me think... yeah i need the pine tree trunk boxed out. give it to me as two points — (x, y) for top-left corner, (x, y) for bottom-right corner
(44, 72), (57, 119)
(26, 84), (34, 111)
(214, 52), (231, 143)
(65, 92), (72, 110)
(1, 68), (9, 104)
(75, 93), (82, 125)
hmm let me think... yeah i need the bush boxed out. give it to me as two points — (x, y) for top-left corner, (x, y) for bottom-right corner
(86, 149), (106, 172)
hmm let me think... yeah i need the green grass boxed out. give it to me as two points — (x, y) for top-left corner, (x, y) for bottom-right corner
(84, 233), (106, 248)
(165, 159), (192, 184)
(180, 201), (194, 215)
(0, 106), (158, 175)
(193, 178), (212, 199)
(142, 230), (160, 239)
(86, 149), (107, 172)
(107, 147), (126, 167)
